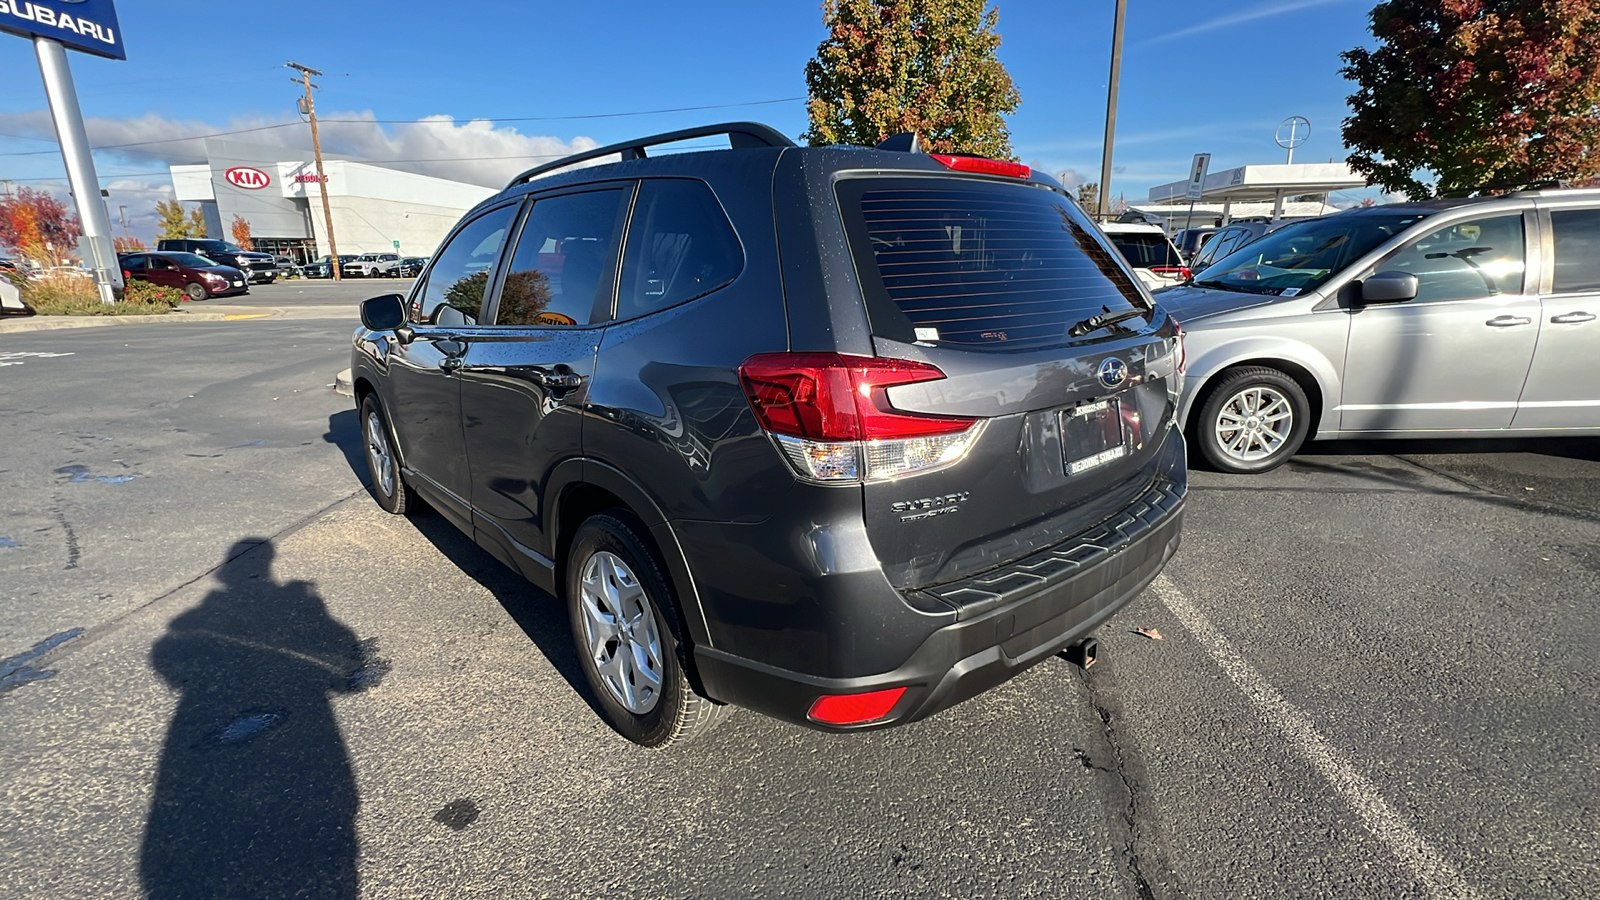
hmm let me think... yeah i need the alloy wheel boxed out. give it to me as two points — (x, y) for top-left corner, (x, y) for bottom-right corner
(1213, 385), (1294, 463)
(578, 551), (665, 715)
(365, 410), (395, 497)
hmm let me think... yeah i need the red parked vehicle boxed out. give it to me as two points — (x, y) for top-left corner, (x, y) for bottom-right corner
(119, 252), (249, 302)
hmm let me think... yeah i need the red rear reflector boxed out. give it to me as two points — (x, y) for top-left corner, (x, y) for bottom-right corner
(808, 687), (908, 725)
(739, 353), (975, 441)
(929, 154), (1031, 179)
(1149, 266), (1192, 280)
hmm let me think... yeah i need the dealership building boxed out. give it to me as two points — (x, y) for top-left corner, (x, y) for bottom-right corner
(169, 138), (496, 263)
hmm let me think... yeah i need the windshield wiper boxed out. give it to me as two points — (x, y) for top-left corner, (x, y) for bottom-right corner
(1069, 308), (1147, 338)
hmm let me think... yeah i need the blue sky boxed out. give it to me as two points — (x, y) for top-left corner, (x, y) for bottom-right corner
(0, 0), (1378, 240)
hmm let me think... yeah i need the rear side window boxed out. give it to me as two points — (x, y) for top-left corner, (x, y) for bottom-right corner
(413, 204), (517, 325)
(1550, 209), (1600, 294)
(616, 179), (743, 321)
(839, 178), (1146, 349)
(494, 187), (629, 327)
(1109, 233), (1182, 268)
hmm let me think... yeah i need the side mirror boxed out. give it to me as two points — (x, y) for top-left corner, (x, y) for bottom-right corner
(1361, 271), (1419, 304)
(360, 293), (407, 332)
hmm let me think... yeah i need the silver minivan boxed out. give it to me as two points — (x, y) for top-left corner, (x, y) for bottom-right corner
(1159, 186), (1600, 473)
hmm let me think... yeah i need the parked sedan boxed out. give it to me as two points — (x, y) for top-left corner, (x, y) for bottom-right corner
(1162, 190), (1600, 473)
(303, 255), (359, 278)
(120, 251), (248, 301)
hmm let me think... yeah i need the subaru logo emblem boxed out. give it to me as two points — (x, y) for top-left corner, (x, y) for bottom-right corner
(1098, 357), (1128, 389)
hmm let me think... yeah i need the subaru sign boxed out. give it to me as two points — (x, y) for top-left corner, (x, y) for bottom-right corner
(0, 0), (124, 60)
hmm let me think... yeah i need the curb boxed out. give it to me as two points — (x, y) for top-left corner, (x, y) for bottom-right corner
(0, 308), (284, 335)
(334, 368), (354, 397)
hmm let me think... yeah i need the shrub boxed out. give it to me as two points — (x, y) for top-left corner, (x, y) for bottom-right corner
(15, 273), (177, 316)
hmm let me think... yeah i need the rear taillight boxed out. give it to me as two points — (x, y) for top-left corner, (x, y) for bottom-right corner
(739, 353), (982, 484)
(929, 154), (1031, 179)
(808, 687), (907, 725)
(1149, 266), (1192, 281)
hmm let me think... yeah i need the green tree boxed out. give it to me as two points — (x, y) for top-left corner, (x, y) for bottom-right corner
(804, 0), (1021, 158)
(1342, 0), (1600, 198)
(154, 200), (190, 241)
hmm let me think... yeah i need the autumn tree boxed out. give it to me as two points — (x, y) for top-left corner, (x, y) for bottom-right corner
(113, 236), (146, 253)
(1076, 182), (1099, 210)
(1342, 0), (1600, 198)
(804, 0), (1021, 158)
(0, 187), (80, 264)
(154, 200), (190, 240)
(230, 215), (254, 250)
(188, 207), (208, 238)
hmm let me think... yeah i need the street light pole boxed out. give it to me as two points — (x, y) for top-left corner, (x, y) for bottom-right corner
(36, 37), (119, 303)
(1097, 0), (1127, 222)
(286, 61), (342, 281)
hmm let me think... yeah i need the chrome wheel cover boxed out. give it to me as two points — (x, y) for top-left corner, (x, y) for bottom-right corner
(1214, 385), (1294, 463)
(579, 551), (665, 715)
(365, 410), (395, 497)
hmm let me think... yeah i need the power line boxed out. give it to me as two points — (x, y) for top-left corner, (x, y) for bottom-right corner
(0, 96), (806, 157)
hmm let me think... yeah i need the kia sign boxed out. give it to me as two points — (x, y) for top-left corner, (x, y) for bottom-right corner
(225, 166), (271, 190)
(0, 0), (125, 60)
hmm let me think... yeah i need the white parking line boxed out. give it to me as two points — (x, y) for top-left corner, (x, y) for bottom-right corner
(1151, 575), (1476, 900)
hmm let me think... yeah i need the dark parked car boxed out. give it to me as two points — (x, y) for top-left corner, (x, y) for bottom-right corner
(120, 251), (248, 301)
(156, 239), (276, 284)
(395, 256), (427, 278)
(1187, 221), (1272, 276)
(303, 255), (358, 278)
(350, 123), (1187, 747)
(1172, 226), (1220, 262)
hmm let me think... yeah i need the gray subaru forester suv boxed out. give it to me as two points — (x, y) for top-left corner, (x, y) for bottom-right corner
(1163, 185), (1600, 473)
(349, 123), (1187, 746)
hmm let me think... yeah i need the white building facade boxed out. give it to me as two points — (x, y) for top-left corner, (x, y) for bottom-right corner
(170, 139), (496, 263)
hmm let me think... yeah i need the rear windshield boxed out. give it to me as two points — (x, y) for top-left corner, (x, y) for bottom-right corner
(1109, 233), (1182, 268)
(839, 178), (1148, 349)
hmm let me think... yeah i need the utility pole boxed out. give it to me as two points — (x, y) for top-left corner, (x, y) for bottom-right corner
(118, 204), (130, 242)
(286, 61), (341, 280)
(1097, 0), (1127, 223)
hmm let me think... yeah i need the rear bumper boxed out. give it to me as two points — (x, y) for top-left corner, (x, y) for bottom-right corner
(693, 474), (1184, 731)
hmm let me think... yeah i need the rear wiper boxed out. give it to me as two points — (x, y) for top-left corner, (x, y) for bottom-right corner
(1069, 308), (1147, 338)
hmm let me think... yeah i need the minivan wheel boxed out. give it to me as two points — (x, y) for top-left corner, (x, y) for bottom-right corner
(360, 394), (410, 514)
(1195, 366), (1310, 474)
(567, 513), (726, 747)
(184, 282), (207, 302)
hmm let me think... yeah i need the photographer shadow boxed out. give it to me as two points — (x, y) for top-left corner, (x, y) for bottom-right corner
(141, 539), (377, 900)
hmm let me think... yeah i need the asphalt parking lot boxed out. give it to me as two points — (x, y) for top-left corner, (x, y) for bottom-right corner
(1, 287), (1595, 898)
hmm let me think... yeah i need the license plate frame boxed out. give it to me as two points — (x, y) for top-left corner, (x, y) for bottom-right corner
(1060, 399), (1128, 476)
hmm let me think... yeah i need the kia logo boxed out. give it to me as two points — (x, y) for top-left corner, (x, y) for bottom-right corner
(224, 166), (271, 190)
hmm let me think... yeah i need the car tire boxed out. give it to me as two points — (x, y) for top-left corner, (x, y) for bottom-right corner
(360, 394), (410, 515)
(566, 512), (727, 747)
(1194, 366), (1310, 474)
(184, 282), (207, 302)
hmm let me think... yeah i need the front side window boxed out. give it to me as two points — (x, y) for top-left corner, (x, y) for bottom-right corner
(414, 205), (518, 325)
(616, 180), (743, 321)
(1197, 213), (1430, 296)
(493, 188), (629, 327)
(1550, 209), (1600, 294)
(1382, 214), (1525, 302)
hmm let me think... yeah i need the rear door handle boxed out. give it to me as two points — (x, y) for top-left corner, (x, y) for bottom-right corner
(1485, 315), (1533, 327)
(1551, 311), (1596, 324)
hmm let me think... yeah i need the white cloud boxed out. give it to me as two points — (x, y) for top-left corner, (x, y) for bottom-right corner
(1141, 0), (1354, 45)
(0, 110), (603, 188)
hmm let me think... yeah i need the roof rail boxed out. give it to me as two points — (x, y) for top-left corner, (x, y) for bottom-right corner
(506, 121), (796, 188)
(1438, 178), (1570, 198)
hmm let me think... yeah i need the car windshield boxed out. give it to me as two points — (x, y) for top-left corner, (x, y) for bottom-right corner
(1194, 213), (1430, 294)
(1110, 233), (1182, 268)
(167, 252), (218, 267)
(194, 241), (247, 254)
